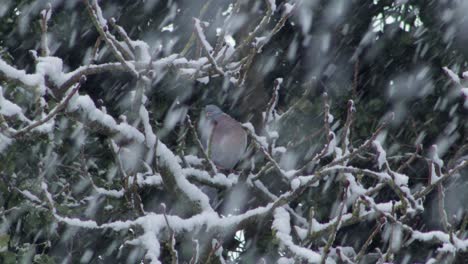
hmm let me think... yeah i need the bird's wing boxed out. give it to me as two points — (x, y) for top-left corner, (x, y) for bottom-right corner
(210, 115), (247, 169)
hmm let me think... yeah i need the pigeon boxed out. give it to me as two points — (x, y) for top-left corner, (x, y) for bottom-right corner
(200, 105), (247, 170)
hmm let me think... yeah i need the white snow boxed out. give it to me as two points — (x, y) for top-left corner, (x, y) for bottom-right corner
(31, 114), (55, 133)
(55, 215), (99, 229)
(283, 3), (296, 16)
(373, 140), (387, 169)
(278, 257), (295, 264)
(40, 7), (52, 22)
(0, 86), (27, 120)
(430, 145), (444, 168)
(92, 0), (107, 26)
(193, 18), (213, 52)
(94, 187), (125, 198)
(242, 122), (269, 148)
(267, 0), (277, 12)
(290, 178), (300, 190)
(392, 171), (409, 186)
(140, 105), (157, 147)
(161, 23), (174, 32)
(0, 133), (12, 153)
(35, 56), (67, 86)
(412, 230), (450, 243)
(224, 35), (236, 47)
(67, 94), (145, 143)
(326, 132), (337, 156)
(179, 68), (197, 75)
(462, 88), (468, 108)
(18, 189), (42, 203)
(129, 173), (163, 187)
(254, 36), (267, 48)
(0, 58), (45, 94)
(196, 76), (210, 84)
(272, 207), (321, 262)
(273, 146), (287, 155)
(132, 40), (151, 63)
(184, 155), (204, 166)
(442, 67), (460, 84)
(183, 168), (237, 188)
(327, 113), (334, 123)
(156, 140), (213, 211)
(430, 163), (440, 184)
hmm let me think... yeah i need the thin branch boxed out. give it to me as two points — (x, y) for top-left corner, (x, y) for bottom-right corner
(355, 220), (384, 263)
(341, 100), (355, 154)
(320, 116), (391, 170)
(193, 18), (225, 76)
(437, 183), (450, 232)
(243, 123), (287, 179)
(263, 78), (282, 128)
(232, 0), (274, 56)
(186, 114), (218, 175)
(39, 4), (52, 57)
(14, 76), (85, 137)
(396, 144), (422, 173)
(321, 182), (349, 264)
(180, 0), (213, 57)
(415, 159), (468, 199)
(109, 17), (136, 55)
(85, 0), (138, 78)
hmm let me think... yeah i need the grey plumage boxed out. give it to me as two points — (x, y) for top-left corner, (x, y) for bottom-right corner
(200, 105), (247, 170)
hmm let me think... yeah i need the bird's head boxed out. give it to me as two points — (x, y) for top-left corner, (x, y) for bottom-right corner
(205, 104), (224, 121)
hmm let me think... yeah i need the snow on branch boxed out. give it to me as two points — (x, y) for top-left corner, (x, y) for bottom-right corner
(193, 18), (225, 76)
(442, 66), (468, 108)
(0, 58), (46, 93)
(272, 207), (322, 262)
(156, 139), (213, 212)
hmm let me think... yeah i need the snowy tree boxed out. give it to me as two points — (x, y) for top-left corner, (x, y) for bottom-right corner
(0, 0), (467, 263)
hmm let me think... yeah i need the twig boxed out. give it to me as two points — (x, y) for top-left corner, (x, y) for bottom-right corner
(320, 116), (391, 170)
(243, 123), (287, 179)
(180, 0), (213, 57)
(160, 203), (178, 264)
(352, 58), (359, 99)
(320, 182), (348, 264)
(254, 3), (296, 53)
(189, 239), (199, 264)
(263, 78), (282, 128)
(85, 0), (139, 78)
(186, 114), (218, 175)
(458, 212), (468, 237)
(193, 18), (225, 76)
(355, 219), (384, 263)
(341, 100), (355, 154)
(293, 94), (343, 177)
(396, 144), (422, 173)
(415, 159), (468, 199)
(447, 143), (468, 169)
(90, 36), (103, 63)
(437, 183), (450, 231)
(232, 0), (275, 56)
(307, 206), (315, 238)
(109, 17), (136, 55)
(205, 240), (222, 263)
(39, 3), (52, 57)
(105, 29), (135, 61)
(14, 76), (85, 137)
(238, 47), (256, 87)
